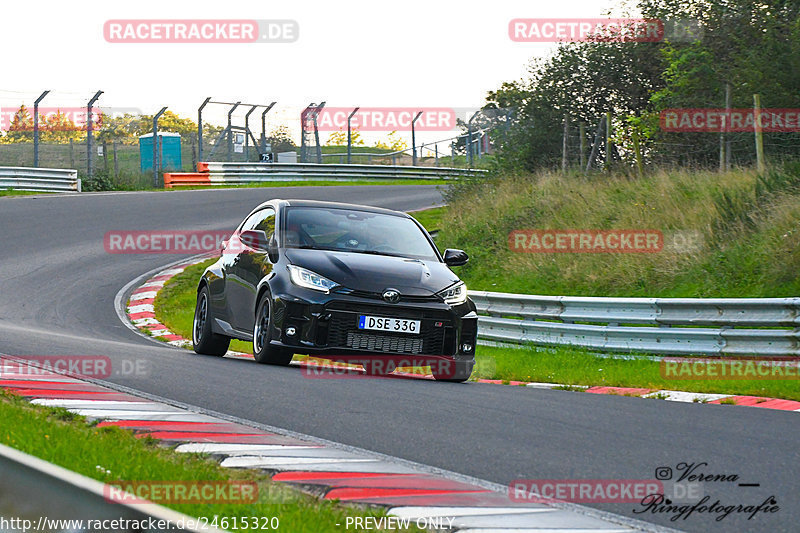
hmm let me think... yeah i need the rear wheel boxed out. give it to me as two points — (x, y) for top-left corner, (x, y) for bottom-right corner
(193, 286), (230, 356)
(253, 293), (294, 366)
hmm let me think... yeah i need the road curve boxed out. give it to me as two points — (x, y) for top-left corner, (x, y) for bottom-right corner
(1, 186), (797, 533)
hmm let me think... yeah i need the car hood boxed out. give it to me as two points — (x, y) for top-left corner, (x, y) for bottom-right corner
(284, 248), (461, 296)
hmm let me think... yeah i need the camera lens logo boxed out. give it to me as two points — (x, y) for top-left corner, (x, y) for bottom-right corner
(655, 467), (673, 480)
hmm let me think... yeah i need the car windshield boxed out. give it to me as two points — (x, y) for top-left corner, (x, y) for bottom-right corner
(283, 207), (439, 261)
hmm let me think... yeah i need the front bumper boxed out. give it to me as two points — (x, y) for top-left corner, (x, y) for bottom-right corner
(270, 290), (478, 365)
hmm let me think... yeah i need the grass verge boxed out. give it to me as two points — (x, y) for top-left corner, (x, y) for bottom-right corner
(472, 345), (800, 401)
(0, 189), (51, 197)
(0, 389), (418, 532)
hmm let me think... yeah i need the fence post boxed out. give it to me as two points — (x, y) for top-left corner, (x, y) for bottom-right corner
(102, 140), (109, 173)
(86, 90), (103, 178)
(347, 107), (360, 164)
(561, 113), (569, 173)
(33, 90), (50, 168)
(411, 111), (423, 166)
(69, 139), (75, 169)
(113, 141), (118, 179)
(197, 97), (211, 162)
(604, 112), (612, 167)
(152, 107), (167, 187)
(579, 122), (586, 171)
(632, 127), (643, 178)
(753, 94), (765, 172)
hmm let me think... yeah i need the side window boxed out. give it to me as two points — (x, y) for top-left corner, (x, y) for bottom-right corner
(241, 208), (275, 234)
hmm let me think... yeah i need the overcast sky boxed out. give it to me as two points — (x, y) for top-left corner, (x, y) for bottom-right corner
(4, 0), (623, 145)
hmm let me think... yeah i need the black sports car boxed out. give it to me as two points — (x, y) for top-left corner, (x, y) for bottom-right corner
(193, 199), (477, 382)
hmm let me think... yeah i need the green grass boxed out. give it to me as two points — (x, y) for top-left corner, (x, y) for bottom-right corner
(153, 258), (253, 354)
(407, 206), (446, 233)
(437, 165), (800, 297)
(0, 189), (50, 196)
(0, 390), (418, 532)
(170, 179), (449, 190)
(471, 345), (800, 401)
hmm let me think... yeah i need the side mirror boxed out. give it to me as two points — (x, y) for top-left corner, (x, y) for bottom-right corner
(268, 234), (279, 263)
(443, 248), (468, 266)
(239, 229), (269, 252)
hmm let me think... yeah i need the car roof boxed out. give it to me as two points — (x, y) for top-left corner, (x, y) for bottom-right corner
(256, 199), (411, 218)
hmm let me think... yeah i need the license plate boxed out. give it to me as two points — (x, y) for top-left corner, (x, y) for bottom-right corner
(358, 315), (421, 334)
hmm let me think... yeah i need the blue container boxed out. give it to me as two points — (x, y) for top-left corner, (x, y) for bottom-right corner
(139, 132), (182, 172)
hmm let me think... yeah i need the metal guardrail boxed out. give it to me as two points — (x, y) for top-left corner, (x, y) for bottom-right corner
(164, 162), (485, 187)
(0, 443), (220, 532)
(0, 166), (80, 193)
(469, 291), (800, 356)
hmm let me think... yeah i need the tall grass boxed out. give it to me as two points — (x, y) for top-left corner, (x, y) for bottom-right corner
(437, 165), (800, 297)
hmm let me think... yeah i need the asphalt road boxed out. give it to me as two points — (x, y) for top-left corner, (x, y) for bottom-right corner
(1, 186), (797, 533)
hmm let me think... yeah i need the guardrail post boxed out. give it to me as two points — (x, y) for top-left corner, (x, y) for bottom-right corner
(33, 90), (50, 168)
(86, 90), (103, 178)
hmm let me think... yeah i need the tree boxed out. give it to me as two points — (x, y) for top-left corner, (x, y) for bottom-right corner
(5, 105), (33, 143)
(326, 129), (364, 146)
(374, 131), (408, 152)
(41, 110), (83, 143)
(264, 125), (296, 154)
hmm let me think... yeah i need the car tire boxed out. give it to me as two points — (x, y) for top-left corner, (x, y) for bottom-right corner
(431, 359), (473, 383)
(253, 293), (294, 366)
(193, 285), (231, 356)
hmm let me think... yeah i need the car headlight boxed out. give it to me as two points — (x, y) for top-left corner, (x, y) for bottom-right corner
(438, 282), (467, 305)
(287, 265), (339, 293)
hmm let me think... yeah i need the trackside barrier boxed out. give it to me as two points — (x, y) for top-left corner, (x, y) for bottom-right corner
(163, 162), (485, 188)
(0, 443), (221, 532)
(469, 291), (800, 356)
(0, 166), (80, 193)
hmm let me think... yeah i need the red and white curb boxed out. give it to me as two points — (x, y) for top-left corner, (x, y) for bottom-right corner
(126, 260), (800, 413)
(0, 355), (664, 533)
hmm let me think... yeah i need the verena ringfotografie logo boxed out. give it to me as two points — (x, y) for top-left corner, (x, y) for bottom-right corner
(509, 230), (663, 253)
(661, 357), (800, 380)
(510, 479), (664, 503)
(661, 108), (800, 132)
(314, 108), (457, 132)
(104, 20), (298, 43)
(104, 481), (258, 505)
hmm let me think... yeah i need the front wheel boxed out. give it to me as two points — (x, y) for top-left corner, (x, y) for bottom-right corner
(193, 285), (230, 356)
(253, 293), (294, 366)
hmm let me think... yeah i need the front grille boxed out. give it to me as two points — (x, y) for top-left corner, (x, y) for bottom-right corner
(346, 332), (424, 354)
(326, 309), (447, 355)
